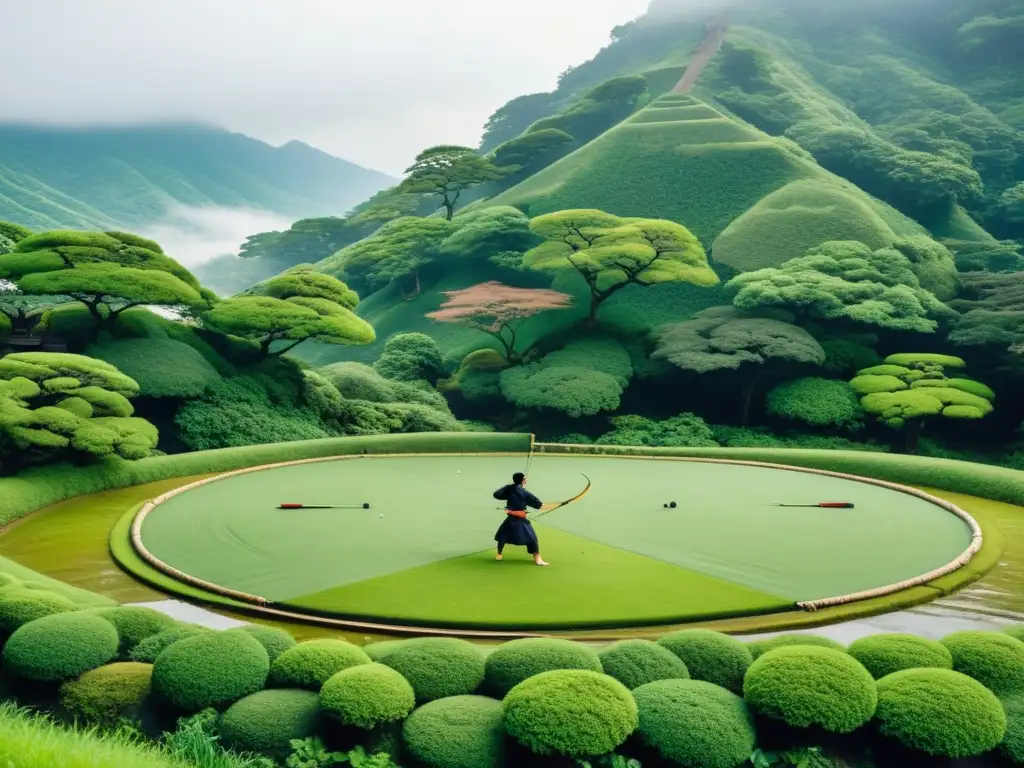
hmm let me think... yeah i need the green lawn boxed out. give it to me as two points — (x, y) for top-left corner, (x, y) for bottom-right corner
(129, 454), (974, 630)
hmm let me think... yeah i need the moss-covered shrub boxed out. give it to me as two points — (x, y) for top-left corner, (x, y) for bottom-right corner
(129, 624), (211, 663)
(89, 606), (176, 654)
(874, 669), (1006, 757)
(59, 662), (153, 723)
(403, 695), (505, 768)
(941, 631), (1024, 696)
(633, 679), (756, 768)
(502, 670), (637, 758)
(746, 633), (846, 660)
(379, 638), (485, 703)
(657, 629), (753, 693)
(151, 630), (269, 712)
(319, 663), (415, 729)
(598, 640), (689, 690)
(0, 591), (76, 633)
(2, 612), (119, 681)
(268, 639), (371, 691)
(743, 646), (876, 732)
(238, 625), (296, 663)
(1002, 695), (1024, 764)
(86, 337), (220, 398)
(363, 640), (407, 661)
(483, 638), (602, 696)
(849, 634), (953, 679)
(219, 688), (322, 758)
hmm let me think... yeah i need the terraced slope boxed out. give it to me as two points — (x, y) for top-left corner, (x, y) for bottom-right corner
(488, 94), (926, 271)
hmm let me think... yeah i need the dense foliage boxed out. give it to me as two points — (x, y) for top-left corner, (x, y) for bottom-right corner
(874, 668), (1006, 757)
(743, 646), (877, 732)
(501, 670), (637, 758)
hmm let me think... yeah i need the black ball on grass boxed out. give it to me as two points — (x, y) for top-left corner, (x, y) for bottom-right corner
(669, 501), (677, 509)
(363, 503), (370, 509)
(663, 503), (669, 509)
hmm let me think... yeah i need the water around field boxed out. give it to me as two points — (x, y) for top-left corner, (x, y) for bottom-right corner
(1, 480), (1022, 642)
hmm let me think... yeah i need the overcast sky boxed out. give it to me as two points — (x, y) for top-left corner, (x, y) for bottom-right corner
(0, 0), (651, 175)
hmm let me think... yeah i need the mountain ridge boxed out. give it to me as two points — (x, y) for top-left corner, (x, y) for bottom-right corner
(0, 122), (395, 232)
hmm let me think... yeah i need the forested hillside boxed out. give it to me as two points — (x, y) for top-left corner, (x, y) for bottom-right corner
(4, 0), (1024, 469)
(0, 124), (394, 231)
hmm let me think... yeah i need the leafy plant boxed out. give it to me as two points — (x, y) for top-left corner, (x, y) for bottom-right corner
(751, 747), (830, 768)
(285, 739), (399, 768)
(577, 754), (642, 768)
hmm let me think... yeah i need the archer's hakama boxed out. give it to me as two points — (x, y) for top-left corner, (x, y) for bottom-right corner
(493, 484), (543, 555)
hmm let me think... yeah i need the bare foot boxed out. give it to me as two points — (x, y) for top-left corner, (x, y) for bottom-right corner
(494, 554), (503, 561)
(534, 558), (550, 566)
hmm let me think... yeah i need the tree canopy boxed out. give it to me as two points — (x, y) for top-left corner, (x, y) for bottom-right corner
(849, 353), (994, 448)
(948, 271), (1024, 354)
(373, 333), (444, 383)
(397, 146), (507, 220)
(653, 306), (826, 422)
(428, 282), (573, 361)
(523, 209), (718, 326)
(0, 230), (206, 326)
(203, 270), (374, 357)
(728, 240), (956, 333)
(318, 216), (454, 295)
(499, 338), (633, 417)
(0, 352), (157, 472)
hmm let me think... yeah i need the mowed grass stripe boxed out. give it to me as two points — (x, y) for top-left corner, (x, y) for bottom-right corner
(281, 527), (792, 630)
(138, 456), (586, 602)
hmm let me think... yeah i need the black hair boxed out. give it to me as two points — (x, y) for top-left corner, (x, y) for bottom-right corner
(513, 472), (526, 485)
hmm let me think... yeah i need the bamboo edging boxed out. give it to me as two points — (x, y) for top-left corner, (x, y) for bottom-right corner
(129, 445), (983, 622)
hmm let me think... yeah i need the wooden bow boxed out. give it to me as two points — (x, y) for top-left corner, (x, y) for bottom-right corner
(531, 474), (591, 521)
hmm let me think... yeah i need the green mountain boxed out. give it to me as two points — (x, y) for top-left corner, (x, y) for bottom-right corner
(0, 123), (395, 231)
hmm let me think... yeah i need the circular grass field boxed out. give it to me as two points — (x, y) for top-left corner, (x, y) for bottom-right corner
(119, 455), (976, 631)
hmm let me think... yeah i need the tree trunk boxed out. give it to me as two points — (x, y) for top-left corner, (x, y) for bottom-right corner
(741, 372), (764, 426)
(443, 201), (455, 221)
(585, 295), (601, 330)
(904, 421), (923, 454)
(270, 339), (307, 357)
(82, 300), (105, 325)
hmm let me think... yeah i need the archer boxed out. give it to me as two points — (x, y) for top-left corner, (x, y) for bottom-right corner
(492, 472), (550, 566)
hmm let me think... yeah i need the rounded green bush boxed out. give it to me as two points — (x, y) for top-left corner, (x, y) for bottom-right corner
(403, 695), (505, 768)
(657, 629), (753, 692)
(874, 668), (1006, 757)
(320, 663), (416, 729)
(89, 606), (176, 653)
(59, 662), (153, 723)
(268, 639), (371, 690)
(238, 625), (296, 663)
(484, 638), (602, 697)
(364, 639), (408, 661)
(941, 631), (1024, 696)
(598, 640), (689, 690)
(849, 634), (953, 679)
(502, 670), (637, 758)
(1002, 695), (1024, 764)
(380, 638), (485, 703)
(743, 646), (876, 732)
(1004, 625), (1024, 643)
(0, 590), (76, 632)
(129, 624), (212, 663)
(219, 688), (322, 758)
(746, 634), (846, 660)
(151, 630), (269, 712)
(633, 679), (756, 768)
(2, 612), (119, 681)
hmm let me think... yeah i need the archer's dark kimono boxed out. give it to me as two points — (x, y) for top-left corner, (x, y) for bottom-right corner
(493, 483), (543, 555)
